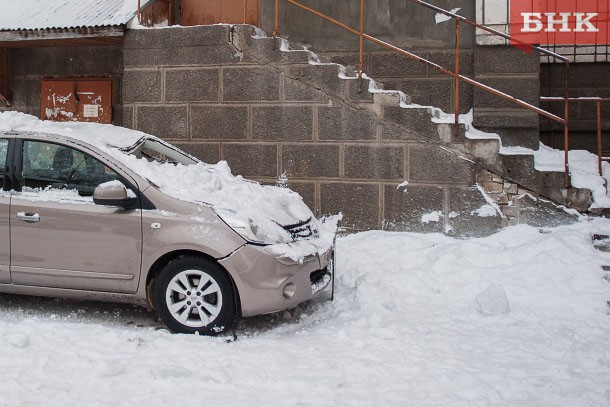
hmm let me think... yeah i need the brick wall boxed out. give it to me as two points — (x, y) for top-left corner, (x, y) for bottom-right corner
(122, 25), (501, 235)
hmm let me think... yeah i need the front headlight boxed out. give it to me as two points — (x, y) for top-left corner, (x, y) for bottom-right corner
(215, 208), (291, 245)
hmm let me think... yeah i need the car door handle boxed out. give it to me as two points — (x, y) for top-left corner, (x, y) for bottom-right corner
(16, 212), (40, 223)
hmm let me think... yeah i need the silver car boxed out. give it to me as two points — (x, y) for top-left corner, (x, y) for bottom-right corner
(0, 128), (336, 335)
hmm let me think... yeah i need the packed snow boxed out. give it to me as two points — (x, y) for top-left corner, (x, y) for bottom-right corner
(1, 219), (610, 406)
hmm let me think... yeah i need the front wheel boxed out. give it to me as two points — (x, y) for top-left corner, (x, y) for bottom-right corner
(153, 256), (236, 335)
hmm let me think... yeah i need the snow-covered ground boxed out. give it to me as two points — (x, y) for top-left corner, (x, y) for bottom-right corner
(2, 219), (610, 406)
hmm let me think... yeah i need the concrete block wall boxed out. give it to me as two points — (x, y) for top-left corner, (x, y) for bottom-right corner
(122, 24), (502, 236)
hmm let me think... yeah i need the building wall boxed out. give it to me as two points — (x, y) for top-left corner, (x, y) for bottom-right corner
(4, 45), (123, 124)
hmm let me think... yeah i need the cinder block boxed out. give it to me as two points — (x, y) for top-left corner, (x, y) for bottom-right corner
(136, 106), (188, 139)
(165, 69), (219, 102)
(173, 142), (220, 164)
(382, 107), (438, 140)
(426, 50), (474, 75)
(223, 67), (280, 101)
(474, 46), (540, 74)
(383, 184), (444, 233)
(449, 186), (501, 237)
(191, 106), (248, 140)
(409, 145), (475, 183)
(223, 143), (278, 178)
(253, 106), (313, 141)
(318, 106), (377, 141)
(167, 45), (240, 66)
(167, 25), (230, 47)
(284, 77), (329, 102)
(286, 64), (343, 97)
(321, 183), (380, 230)
(369, 52), (427, 77)
(282, 144), (340, 178)
(344, 145), (404, 180)
(122, 70), (161, 103)
(473, 76), (540, 109)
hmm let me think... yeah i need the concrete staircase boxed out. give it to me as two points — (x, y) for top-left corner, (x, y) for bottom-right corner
(232, 26), (592, 212)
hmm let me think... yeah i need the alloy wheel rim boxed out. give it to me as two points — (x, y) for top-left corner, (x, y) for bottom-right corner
(165, 269), (223, 328)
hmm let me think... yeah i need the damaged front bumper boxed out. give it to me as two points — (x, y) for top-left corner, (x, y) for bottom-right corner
(218, 237), (336, 318)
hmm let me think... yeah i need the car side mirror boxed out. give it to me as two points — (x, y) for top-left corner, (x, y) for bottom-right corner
(93, 181), (138, 209)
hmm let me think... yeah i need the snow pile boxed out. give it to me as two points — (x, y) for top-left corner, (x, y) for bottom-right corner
(0, 112), (336, 254)
(1, 220), (610, 406)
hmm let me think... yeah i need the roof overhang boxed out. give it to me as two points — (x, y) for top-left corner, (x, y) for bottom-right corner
(0, 26), (124, 48)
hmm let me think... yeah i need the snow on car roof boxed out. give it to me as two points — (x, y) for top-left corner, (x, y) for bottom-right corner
(0, 111), (336, 257)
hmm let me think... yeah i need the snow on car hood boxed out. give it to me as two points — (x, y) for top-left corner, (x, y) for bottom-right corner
(0, 112), (338, 256)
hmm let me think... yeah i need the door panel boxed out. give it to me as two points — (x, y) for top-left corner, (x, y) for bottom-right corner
(10, 199), (141, 293)
(9, 139), (142, 293)
(181, 0), (258, 25)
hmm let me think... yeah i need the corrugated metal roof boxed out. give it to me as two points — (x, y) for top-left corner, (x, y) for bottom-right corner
(0, 0), (152, 31)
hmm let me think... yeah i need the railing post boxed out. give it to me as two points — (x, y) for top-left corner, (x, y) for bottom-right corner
(564, 61), (570, 187)
(273, 0), (279, 37)
(358, 0), (365, 87)
(454, 19), (460, 138)
(598, 101), (603, 176)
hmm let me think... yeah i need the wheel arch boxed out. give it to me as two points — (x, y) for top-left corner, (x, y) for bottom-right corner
(145, 249), (242, 316)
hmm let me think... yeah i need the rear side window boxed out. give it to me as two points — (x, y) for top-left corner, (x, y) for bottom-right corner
(0, 139), (7, 171)
(0, 139), (8, 187)
(22, 141), (121, 196)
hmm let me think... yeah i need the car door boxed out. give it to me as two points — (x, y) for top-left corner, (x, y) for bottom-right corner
(9, 138), (143, 293)
(0, 137), (10, 284)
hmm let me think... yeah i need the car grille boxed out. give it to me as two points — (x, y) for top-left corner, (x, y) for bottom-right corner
(282, 217), (319, 241)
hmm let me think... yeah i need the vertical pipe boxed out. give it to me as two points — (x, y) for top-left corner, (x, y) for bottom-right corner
(137, 0), (141, 24)
(454, 19), (460, 138)
(598, 101), (603, 175)
(359, 0), (364, 78)
(273, 0), (279, 36)
(564, 61), (570, 186)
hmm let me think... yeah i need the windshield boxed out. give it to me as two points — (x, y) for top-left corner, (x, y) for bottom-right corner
(121, 137), (199, 165)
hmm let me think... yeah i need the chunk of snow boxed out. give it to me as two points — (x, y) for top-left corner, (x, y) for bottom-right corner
(475, 284), (510, 316)
(421, 211), (442, 223)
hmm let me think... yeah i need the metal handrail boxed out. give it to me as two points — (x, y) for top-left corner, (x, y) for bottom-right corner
(541, 97), (610, 176)
(270, 0), (573, 184)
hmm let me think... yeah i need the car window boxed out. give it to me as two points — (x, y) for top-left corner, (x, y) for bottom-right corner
(22, 140), (121, 196)
(0, 139), (8, 183)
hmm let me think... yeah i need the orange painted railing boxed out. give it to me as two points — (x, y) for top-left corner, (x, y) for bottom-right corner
(265, 0), (573, 184)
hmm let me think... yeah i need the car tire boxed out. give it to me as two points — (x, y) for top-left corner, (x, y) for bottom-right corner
(153, 256), (236, 335)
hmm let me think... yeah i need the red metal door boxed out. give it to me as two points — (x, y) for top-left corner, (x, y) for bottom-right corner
(41, 79), (112, 124)
(181, 0), (258, 25)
